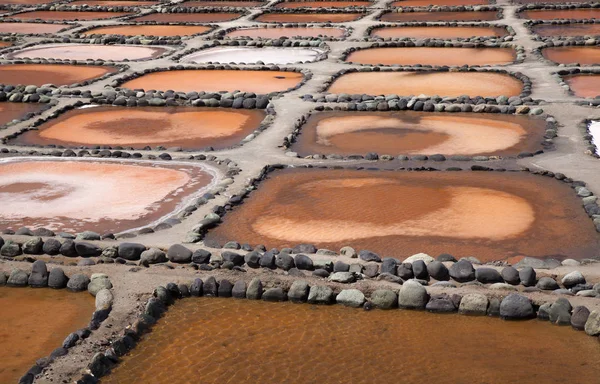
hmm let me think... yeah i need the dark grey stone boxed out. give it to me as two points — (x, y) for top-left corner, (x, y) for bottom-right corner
(475, 268), (503, 284)
(426, 294), (456, 313)
(117, 243), (146, 261)
(7, 269), (28, 286)
(549, 298), (572, 326)
(275, 253), (295, 270)
(380, 258), (397, 275)
(449, 259), (475, 282)
(1, 241), (21, 257)
(359, 250), (381, 262)
(501, 266), (520, 285)
(28, 260), (48, 287)
(427, 261), (449, 281)
(260, 250), (276, 269)
(42, 238), (61, 255)
(571, 306), (590, 330)
(294, 254), (313, 270)
(75, 242), (102, 257)
(412, 260), (429, 280)
(192, 249), (211, 264)
(67, 274), (90, 292)
(262, 287), (287, 302)
(363, 263), (379, 278)
(292, 244), (316, 254)
(288, 280), (309, 303)
(396, 263), (413, 280)
(246, 278), (262, 300)
(48, 268), (68, 289)
(218, 279), (233, 297)
(59, 240), (77, 257)
(23, 237), (43, 254)
(536, 277), (560, 291)
(167, 244), (192, 263)
(518, 267), (536, 286)
(244, 251), (261, 268)
(203, 276), (218, 296)
(190, 278), (203, 297)
(232, 280), (246, 298)
(500, 294), (534, 320)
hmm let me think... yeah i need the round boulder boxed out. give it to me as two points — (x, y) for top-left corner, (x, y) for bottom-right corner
(561, 271), (585, 289)
(66, 274), (90, 292)
(475, 268), (503, 284)
(403, 253), (435, 265)
(500, 294), (534, 320)
(48, 268), (68, 289)
(518, 267), (536, 286)
(449, 259), (475, 282)
(288, 280), (309, 303)
(28, 260), (48, 287)
(42, 238), (62, 255)
(117, 242), (146, 261)
(427, 261), (449, 281)
(1, 241), (21, 257)
(398, 279), (429, 309)
(501, 266), (520, 285)
(536, 277), (559, 291)
(294, 254), (313, 270)
(7, 269), (28, 286)
(246, 277), (263, 300)
(23, 237), (43, 254)
(426, 294), (456, 313)
(571, 306), (590, 330)
(307, 285), (334, 304)
(262, 287), (287, 302)
(88, 274), (112, 296)
(370, 289), (398, 309)
(584, 310), (600, 336)
(140, 248), (167, 264)
(336, 289), (365, 308)
(458, 293), (488, 316)
(167, 244), (192, 263)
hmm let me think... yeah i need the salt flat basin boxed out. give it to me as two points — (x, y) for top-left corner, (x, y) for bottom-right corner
(564, 74), (600, 98)
(0, 22), (70, 34)
(292, 111), (545, 156)
(225, 26), (346, 38)
(69, 0), (157, 5)
(0, 64), (118, 86)
(130, 12), (243, 22)
(274, 1), (371, 8)
(380, 10), (499, 22)
(518, 9), (600, 20)
(0, 158), (217, 234)
(0, 102), (44, 126)
(371, 25), (507, 39)
(205, 169), (599, 261)
(513, 0), (592, 3)
(533, 23), (600, 37)
(391, 0), (488, 6)
(0, 287), (94, 384)
(121, 70), (303, 93)
(0, 0), (57, 4)
(10, 11), (132, 21)
(11, 106), (266, 150)
(82, 24), (213, 37)
(5, 43), (169, 61)
(255, 12), (364, 23)
(542, 46), (600, 65)
(345, 47), (515, 66)
(327, 72), (523, 98)
(588, 121), (600, 155)
(180, 46), (326, 64)
(177, 1), (265, 6)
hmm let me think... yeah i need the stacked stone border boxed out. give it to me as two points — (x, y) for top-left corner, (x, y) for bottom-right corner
(378, 6), (503, 22)
(524, 19), (600, 42)
(388, 0), (498, 6)
(533, 41), (600, 67)
(251, 8), (369, 24)
(216, 24), (353, 41)
(0, 99), (57, 131)
(364, 22), (516, 42)
(554, 68), (600, 103)
(121, 8), (248, 22)
(580, 118), (599, 159)
(73, 22), (218, 43)
(0, 20), (80, 37)
(4, 7), (139, 21)
(515, 3), (600, 20)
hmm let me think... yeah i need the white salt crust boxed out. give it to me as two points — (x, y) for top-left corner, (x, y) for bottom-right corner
(180, 46), (327, 65)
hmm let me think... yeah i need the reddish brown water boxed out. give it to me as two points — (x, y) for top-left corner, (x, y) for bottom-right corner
(12, 106), (266, 150)
(206, 169), (600, 261)
(0, 159), (214, 233)
(532, 23), (600, 37)
(10, 11), (132, 21)
(0, 41), (11, 48)
(542, 46), (600, 65)
(178, 0), (264, 6)
(0, 103), (43, 126)
(255, 12), (364, 22)
(225, 26), (346, 38)
(564, 74), (600, 98)
(69, 0), (157, 5)
(292, 111), (545, 156)
(130, 12), (243, 22)
(121, 70), (303, 93)
(102, 298), (600, 384)
(6, 44), (168, 61)
(0, 287), (94, 384)
(327, 72), (523, 97)
(380, 10), (499, 21)
(391, 0), (488, 6)
(82, 24), (212, 37)
(0, 64), (118, 86)
(371, 25), (507, 39)
(274, 1), (371, 8)
(0, 0), (56, 3)
(514, 0), (592, 3)
(345, 47), (515, 66)
(518, 9), (600, 20)
(0, 22), (70, 34)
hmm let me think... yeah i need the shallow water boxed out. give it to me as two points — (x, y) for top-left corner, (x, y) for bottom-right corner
(513, 0), (591, 3)
(10, 10), (131, 21)
(0, 0), (56, 3)
(292, 111), (545, 156)
(181, 46), (324, 64)
(6, 43), (168, 61)
(130, 12), (242, 22)
(0, 22), (70, 34)
(380, 10), (498, 21)
(564, 74), (600, 98)
(225, 26), (346, 38)
(255, 12), (364, 22)
(102, 298), (600, 384)
(121, 69), (303, 93)
(206, 168), (599, 261)
(12, 106), (265, 150)
(391, 0), (488, 6)
(0, 64), (118, 86)
(0, 287), (94, 384)
(0, 103), (43, 126)
(345, 47), (515, 66)
(542, 46), (600, 65)
(70, 0), (156, 5)
(532, 23), (600, 37)
(177, 0), (264, 6)
(371, 25), (507, 38)
(327, 71), (523, 97)
(274, 1), (371, 8)
(82, 24), (212, 37)
(518, 9), (600, 20)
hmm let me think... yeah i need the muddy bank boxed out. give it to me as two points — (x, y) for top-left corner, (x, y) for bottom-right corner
(82, 24), (212, 37)
(0, 64), (118, 86)
(379, 10), (499, 22)
(345, 47), (516, 66)
(6, 43), (169, 61)
(371, 25), (507, 39)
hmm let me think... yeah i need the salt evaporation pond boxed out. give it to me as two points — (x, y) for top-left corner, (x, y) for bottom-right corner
(180, 46), (326, 64)
(380, 10), (499, 22)
(541, 46), (600, 65)
(130, 12), (243, 22)
(255, 12), (364, 23)
(70, 0), (157, 5)
(178, 0), (265, 6)
(532, 23), (600, 37)
(0, 64), (118, 86)
(518, 9), (600, 20)
(564, 74), (600, 98)
(391, 0), (489, 6)
(589, 121), (600, 155)
(225, 26), (346, 38)
(0, 0), (58, 4)
(0, 103), (44, 126)
(5, 43), (170, 61)
(345, 47), (515, 66)
(370, 25), (507, 39)
(10, 11), (132, 21)
(82, 25), (213, 37)
(274, 1), (371, 8)
(0, 22), (70, 34)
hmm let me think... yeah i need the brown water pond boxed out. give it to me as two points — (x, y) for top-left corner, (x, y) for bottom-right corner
(379, 10), (499, 22)
(371, 25), (507, 39)
(518, 9), (600, 20)
(0, 64), (118, 86)
(0, 158), (216, 234)
(130, 12), (243, 22)
(82, 24), (213, 37)
(205, 168), (600, 261)
(10, 11), (132, 21)
(327, 71), (523, 97)
(225, 26), (346, 38)
(11, 106), (266, 150)
(0, 41), (11, 48)
(0, 287), (94, 384)
(391, 0), (489, 6)
(513, 0), (592, 3)
(121, 69), (303, 93)
(564, 74), (600, 98)
(274, 1), (371, 8)
(345, 47), (515, 66)
(542, 46), (600, 65)
(6, 43), (169, 61)
(102, 298), (600, 384)
(0, 0), (57, 3)
(177, 0), (265, 6)
(69, 0), (157, 5)
(255, 12), (364, 23)
(532, 23), (600, 37)
(0, 102), (43, 126)
(0, 22), (70, 34)
(292, 111), (545, 156)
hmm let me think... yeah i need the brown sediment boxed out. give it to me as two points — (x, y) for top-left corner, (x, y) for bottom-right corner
(518, 9), (600, 20)
(255, 12), (364, 23)
(274, 1), (371, 8)
(121, 70), (303, 93)
(532, 23), (600, 37)
(0, 287), (94, 384)
(0, 0), (56, 3)
(0, 159), (214, 234)
(0, 41), (11, 48)
(291, 111), (546, 156)
(0, 22), (70, 34)
(103, 298), (600, 384)
(82, 24), (212, 37)
(541, 47), (600, 65)
(371, 25), (507, 39)
(69, 0), (157, 5)
(327, 71), (523, 97)
(11, 106), (266, 150)
(0, 64), (118, 86)
(10, 11), (132, 21)
(391, 0), (488, 6)
(6, 44), (169, 61)
(513, 0), (591, 3)
(345, 47), (515, 66)
(564, 74), (600, 98)
(225, 26), (346, 38)
(379, 10), (499, 22)
(177, 1), (264, 6)
(0, 102), (44, 126)
(206, 168), (600, 261)
(130, 12), (243, 22)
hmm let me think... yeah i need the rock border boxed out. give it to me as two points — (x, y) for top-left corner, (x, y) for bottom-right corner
(364, 22), (516, 43)
(554, 68), (600, 102)
(250, 8), (369, 24)
(515, 3), (600, 22)
(378, 6), (503, 23)
(533, 40), (600, 67)
(215, 23), (353, 41)
(525, 19), (600, 42)
(72, 22), (217, 43)
(0, 20), (80, 37)
(121, 8), (247, 22)
(0, 99), (57, 131)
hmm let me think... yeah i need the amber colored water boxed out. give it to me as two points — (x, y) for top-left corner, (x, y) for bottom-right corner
(0, 159), (214, 233)
(0, 22), (70, 34)
(0, 64), (118, 86)
(82, 24), (212, 37)
(328, 72), (523, 97)
(514, 0), (591, 3)
(0, 41), (11, 48)
(103, 298), (600, 384)
(121, 70), (303, 93)
(12, 106), (266, 150)
(206, 169), (600, 261)
(292, 111), (545, 156)
(371, 25), (507, 39)
(274, 1), (371, 8)
(564, 74), (600, 98)
(6, 44), (168, 61)
(226, 26), (346, 38)
(255, 12), (364, 22)
(0, 0), (55, 3)
(391, 0), (488, 6)
(380, 10), (498, 21)
(0, 103), (43, 126)
(69, 0), (157, 5)
(542, 47), (600, 65)
(130, 12), (242, 22)
(518, 9), (600, 20)
(533, 23), (600, 37)
(0, 287), (94, 384)
(178, 0), (264, 6)
(10, 11), (132, 21)
(346, 47), (515, 66)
